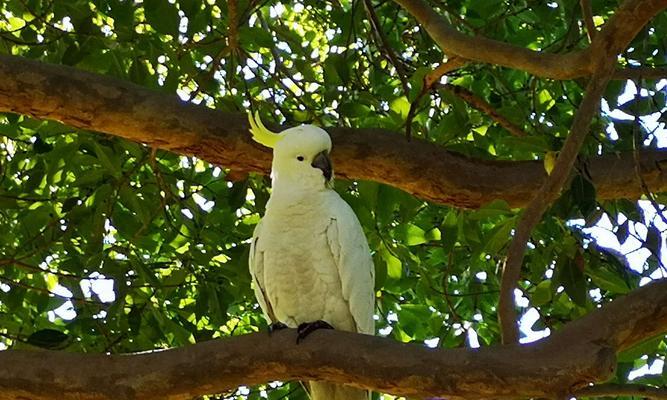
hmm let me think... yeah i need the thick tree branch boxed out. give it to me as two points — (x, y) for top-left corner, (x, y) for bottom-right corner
(393, 0), (667, 79)
(0, 279), (665, 400)
(498, 61), (617, 344)
(588, 0), (667, 64)
(0, 55), (666, 210)
(613, 66), (667, 80)
(574, 384), (667, 399)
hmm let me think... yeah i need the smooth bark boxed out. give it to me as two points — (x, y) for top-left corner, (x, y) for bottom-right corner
(1, 55), (666, 210)
(393, 0), (667, 79)
(0, 278), (666, 400)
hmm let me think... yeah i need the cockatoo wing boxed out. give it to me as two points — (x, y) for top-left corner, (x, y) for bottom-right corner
(326, 200), (375, 335)
(249, 220), (275, 324)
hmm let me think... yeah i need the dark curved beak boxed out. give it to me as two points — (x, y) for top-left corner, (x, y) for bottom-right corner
(311, 151), (332, 181)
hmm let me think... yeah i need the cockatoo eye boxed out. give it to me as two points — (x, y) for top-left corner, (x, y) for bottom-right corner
(296, 156), (305, 161)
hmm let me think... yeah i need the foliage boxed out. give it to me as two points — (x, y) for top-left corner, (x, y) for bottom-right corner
(0, 0), (666, 398)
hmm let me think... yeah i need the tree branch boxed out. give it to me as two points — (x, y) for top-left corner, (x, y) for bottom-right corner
(613, 66), (667, 80)
(438, 83), (527, 137)
(424, 57), (468, 88)
(573, 384), (667, 399)
(588, 0), (667, 64)
(392, 0), (667, 79)
(364, 0), (410, 95)
(0, 278), (665, 400)
(0, 55), (666, 210)
(226, 0), (239, 52)
(580, 0), (597, 42)
(498, 60), (617, 344)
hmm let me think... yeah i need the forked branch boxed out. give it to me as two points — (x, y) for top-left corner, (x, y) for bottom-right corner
(498, 61), (617, 344)
(393, 0), (667, 79)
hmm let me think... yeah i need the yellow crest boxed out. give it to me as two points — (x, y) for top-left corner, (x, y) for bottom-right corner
(248, 111), (283, 148)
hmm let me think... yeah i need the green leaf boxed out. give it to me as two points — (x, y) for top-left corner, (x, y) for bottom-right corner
(32, 135), (53, 153)
(571, 175), (596, 217)
(618, 336), (664, 362)
(239, 26), (274, 49)
(645, 225), (662, 259)
(470, 199), (511, 220)
(228, 179), (249, 210)
(390, 96), (410, 119)
(27, 329), (70, 350)
(408, 67), (428, 102)
(119, 185), (148, 225)
(109, 0), (135, 28)
(485, 217), (516, 254)
(397, 304), (433, 337)
(380, 244), (402, 279)
(375, 185), (398, 224)
(326, 54), (350, 85)
(92, 142), (121, 179)
(555, 254), (587, 307)
(587, 266), (630, 294)
(144, 0), (180, 37)
(432, 111), (467, 143)
(499, 135), (550, 153)
(531, 280), (552, 306)
(536, 89), (555, 112)
(616, 220), (630, 244)
(618, 95), (655, 116)
(129, 58), (149, 84)
(396, 223), (426, 246)
(128, 305), (142, 335)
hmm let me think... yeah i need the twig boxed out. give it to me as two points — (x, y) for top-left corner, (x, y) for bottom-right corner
(0, 258), (88, 280)
(424, 57), (468, 88)
(186, 46), (230, 102)
(441, 251), (462, 322)
(364, 0), (414, 138)
(630, 90), (667, 227)
(364, 0), (409, 94)
(497, 60), (616, 344)
(580, 0), (597, 42)
(573, 383), (667, 399)
(0, 276), (105, 305)
(437, 83), (527, 137)
(405, 57), (467, 140)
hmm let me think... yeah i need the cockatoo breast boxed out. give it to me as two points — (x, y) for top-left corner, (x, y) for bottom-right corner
(257, 191), (358, 332)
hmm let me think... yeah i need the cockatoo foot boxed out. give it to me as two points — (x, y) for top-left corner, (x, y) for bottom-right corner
(268, 322), (288, 335)
(296, 320), (334, 343)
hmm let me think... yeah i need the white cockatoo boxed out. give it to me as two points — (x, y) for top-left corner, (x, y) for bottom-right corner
(248, 112), (375, 400)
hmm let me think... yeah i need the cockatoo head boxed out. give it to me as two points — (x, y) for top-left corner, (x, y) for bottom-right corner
(248, 112), (333, 189)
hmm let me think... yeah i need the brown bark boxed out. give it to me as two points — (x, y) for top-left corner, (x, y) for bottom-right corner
(574, 384), (667, 399)
(393, 0), (667, 79)
(0, 55), (665, 210)
(0, 278), (665, 400)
